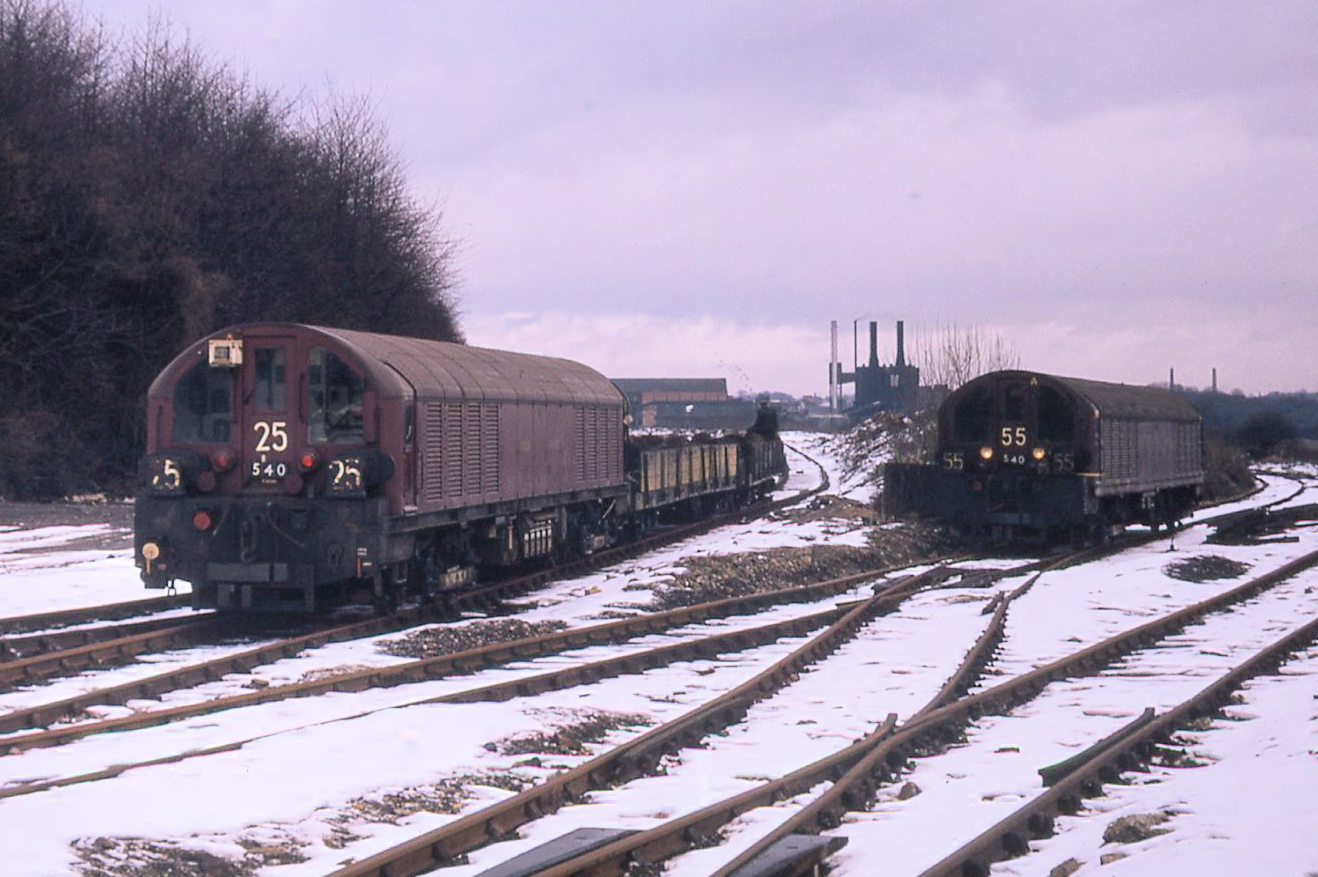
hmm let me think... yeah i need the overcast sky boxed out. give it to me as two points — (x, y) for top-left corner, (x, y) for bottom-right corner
(82, 1), (1318, 397)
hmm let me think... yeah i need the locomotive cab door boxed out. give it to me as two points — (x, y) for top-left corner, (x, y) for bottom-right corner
(235, 331), (300, 494)
(995, 377), (1033, 466)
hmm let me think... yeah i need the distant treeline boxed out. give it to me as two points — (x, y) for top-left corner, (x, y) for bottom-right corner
(1, 1), (460, 498)
(1178, 389), (1318, 457)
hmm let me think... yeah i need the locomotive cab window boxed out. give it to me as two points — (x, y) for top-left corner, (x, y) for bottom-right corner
(172, 360), (233, 443)
(1002, 382), (1027, 422)
(953, 386), (993, 441)
(308, 347), (365, 443)
(254, 348), (286, 411)
(1037, 386), (1075, 441)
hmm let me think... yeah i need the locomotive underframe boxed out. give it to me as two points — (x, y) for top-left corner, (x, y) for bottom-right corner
(136, 483), (632, 612)
(884, 464), (1200, 544)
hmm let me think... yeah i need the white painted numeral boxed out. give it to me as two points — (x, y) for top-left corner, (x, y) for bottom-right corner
(253, 421), (289, 453)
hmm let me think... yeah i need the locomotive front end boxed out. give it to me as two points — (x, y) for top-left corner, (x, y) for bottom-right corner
(922, 372), (1096, 543)
(135, 325), (406, 611)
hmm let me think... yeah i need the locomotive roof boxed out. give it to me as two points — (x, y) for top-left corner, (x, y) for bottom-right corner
(163, 324), (624, 407)
(320, 326), (625, 406)
(962, 370), (1203, 422)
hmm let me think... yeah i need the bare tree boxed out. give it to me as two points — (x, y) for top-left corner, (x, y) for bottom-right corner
(908, 322), (1020, 390)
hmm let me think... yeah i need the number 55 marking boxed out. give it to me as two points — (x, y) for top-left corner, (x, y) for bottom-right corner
(1000, 426), (1026, 447)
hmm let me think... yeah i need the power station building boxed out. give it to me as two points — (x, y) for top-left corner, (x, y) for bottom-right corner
(828, 320), (921, 417)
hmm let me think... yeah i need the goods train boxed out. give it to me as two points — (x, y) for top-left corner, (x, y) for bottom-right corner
(134, 324), (787, 612)
(884, 370), (1204, 543)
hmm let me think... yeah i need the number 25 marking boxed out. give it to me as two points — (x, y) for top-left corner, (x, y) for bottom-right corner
(253, 421), (289, 452)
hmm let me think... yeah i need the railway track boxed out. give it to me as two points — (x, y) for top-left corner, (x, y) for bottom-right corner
(0, 556), (959, 754)
(0, 615), (234, 688)
(915, 607), (1318, 877)
(314, 561), (983, 877)
(301, 552), (1068, 877)
(304, 512), (1318, 877)
(5, 455), (1311, 877)
(0, 444), (830, 700)
(0, 593), (192, 637)
(548, 551), (1317, 877)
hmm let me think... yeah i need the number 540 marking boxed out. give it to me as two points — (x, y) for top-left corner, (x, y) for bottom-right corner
(253, 421), (289, 452)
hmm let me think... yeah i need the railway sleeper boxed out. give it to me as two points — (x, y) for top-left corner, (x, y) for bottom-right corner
(1026, 811), (1055, 838)
(470, 828), (641, 877)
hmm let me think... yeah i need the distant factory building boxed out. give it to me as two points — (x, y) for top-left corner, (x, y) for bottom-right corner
(828, 320), (920, 417)
(611, 378), (758, 430)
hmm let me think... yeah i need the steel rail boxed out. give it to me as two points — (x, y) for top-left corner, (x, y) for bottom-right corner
(319, 565), (955, 877)
(0, 556), (947, 745)
(0, 601), (868, 799)
(0, 593), (191, 636)
(517, 544), (1318, 877)
(0, 612), (214, 663)
(915, 611), (1318, 877)
(531, 578), (1034, 877)
(0, 617), (224, 688)
(0, 588), (867, 758)
(480, 552), (1068, 877)
(492, 474), (1314, 877)
(697, 546), (1318, 877)
(698, 552), (1082, 877)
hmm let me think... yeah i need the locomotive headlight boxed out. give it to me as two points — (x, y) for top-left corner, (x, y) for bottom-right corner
(979, 446), (994, 461)
(1032, 447), (1046, 461)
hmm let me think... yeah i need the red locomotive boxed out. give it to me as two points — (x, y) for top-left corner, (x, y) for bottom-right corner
(135, 324), (786, 611)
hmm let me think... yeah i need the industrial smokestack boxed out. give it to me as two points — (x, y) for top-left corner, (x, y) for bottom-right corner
(829, 320), (839, 412)
(868, 321), (878, 367)
(896, 320), (906, 367)
(1212, 368), (1218, 393)
(1169, 367), (1175, 390)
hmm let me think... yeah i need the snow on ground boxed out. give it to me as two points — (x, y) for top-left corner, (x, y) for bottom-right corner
(782, 429), (886, 503)
(826, 564), (1318, 877)
(1, 444), (1315, 876)
(1011, 643), (1318, 877)
(0, 515), (189, 620)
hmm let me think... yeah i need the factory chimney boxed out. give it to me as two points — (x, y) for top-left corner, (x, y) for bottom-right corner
(895, 320), (906, 367)
(868, 321), (879, 367)
(1169, 367), (1175, 391)
(829, 320), (839, 412)
(1212, 368), (1218, 393)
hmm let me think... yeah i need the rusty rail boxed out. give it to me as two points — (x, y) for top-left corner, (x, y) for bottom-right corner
(513, 547), (1318, 877)
(0, 555), (949, 744)
(0, 601), (869, 797)
(320, 565), (956, 877)
(0, 617), (222, 688)
(915, 611), (1318, 877)
(0, 593), (192, 636)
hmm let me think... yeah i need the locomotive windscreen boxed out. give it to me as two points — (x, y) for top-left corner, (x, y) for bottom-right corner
(953, 386), (992, 440)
